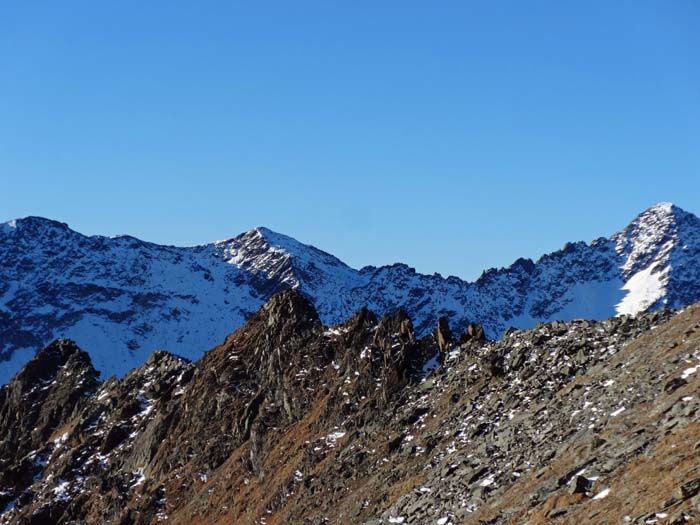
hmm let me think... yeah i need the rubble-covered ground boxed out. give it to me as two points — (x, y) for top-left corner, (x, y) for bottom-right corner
(1, 290), (700, 524)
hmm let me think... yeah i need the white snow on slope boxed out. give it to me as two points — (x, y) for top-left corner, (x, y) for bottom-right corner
(616, 265), (669, 316)
(1, 202), (699, 383)
(0, 219), (17, 234)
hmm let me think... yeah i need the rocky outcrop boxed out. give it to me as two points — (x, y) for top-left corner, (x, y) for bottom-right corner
(2, 292), (700, 524)
(0, 340), (99, 514)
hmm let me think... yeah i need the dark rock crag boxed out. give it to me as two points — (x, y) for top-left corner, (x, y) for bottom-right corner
(1, 291), (700, 524)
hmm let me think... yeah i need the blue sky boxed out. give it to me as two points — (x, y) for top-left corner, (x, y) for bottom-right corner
(2, 1), (699, 280)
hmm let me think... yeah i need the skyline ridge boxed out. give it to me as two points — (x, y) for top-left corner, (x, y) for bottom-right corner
(2, 200), (695, 281)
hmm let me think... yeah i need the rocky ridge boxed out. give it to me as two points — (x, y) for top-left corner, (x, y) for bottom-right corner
(1, 203), (700, 382)
(1, 291), (700, 524)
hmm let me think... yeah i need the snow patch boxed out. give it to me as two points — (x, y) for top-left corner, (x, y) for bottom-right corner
(52, 479), (71, 501)
(616, 265), (668, 316)
(131, 468), (146, 487)
(479, 475), (495, 487)
(325, 430), (346, 447)
(610, 406), (626, 417)
(0, 220), (17, 234)
(681, 366), (698, 380)
(592, 488), (610, 500)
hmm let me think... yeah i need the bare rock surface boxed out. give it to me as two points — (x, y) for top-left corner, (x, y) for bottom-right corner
(2, 290), (700, 524)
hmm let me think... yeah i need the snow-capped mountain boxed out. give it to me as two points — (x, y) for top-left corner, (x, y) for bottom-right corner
(1, 202), (699, 383)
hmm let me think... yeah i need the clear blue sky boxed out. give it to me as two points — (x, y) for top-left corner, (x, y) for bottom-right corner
(2, 1), (699, 280)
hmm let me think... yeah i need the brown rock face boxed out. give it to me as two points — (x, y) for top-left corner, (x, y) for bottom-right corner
(436, 317), (454, 353)
(2, 292), (700, 525)
(459, 322), (486, 345)
(0, 339), (99, 513)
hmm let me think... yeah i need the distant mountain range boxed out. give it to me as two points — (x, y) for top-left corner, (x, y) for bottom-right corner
(1, 202), (699, 382)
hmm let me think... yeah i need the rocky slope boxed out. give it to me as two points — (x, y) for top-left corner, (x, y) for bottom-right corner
(1, 290), (700, 524)
(2, 202), (700, 382)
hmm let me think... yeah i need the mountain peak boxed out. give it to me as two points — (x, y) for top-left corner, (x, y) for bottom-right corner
(632, 201), (676, 225)
(613, 203), (686, 261)
(648, 201), (675, 213)
(16, 339), (95, 386)
(248, 225), (304, 253)
(251, 225), (279, 237)
(226, 226), (305, 256)
(626, 202), (695, 232)
(227, 225), (358, 287)
(1, 216), (71, 236)
(261, 288), (320, 327)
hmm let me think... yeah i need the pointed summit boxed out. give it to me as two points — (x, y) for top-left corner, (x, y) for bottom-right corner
(646, 201), (675, 213)
(242, 226), (348, 269)
(609, 202), (700, 315)
(246, 225), (299, 250)
(623, 202), (678, 234)
(260, 288), (321, 329)
(619, 202), (696, 238)
(217, 225), (362, 314)
(613, 202), (698, 277)
(0, 339), (99, 508)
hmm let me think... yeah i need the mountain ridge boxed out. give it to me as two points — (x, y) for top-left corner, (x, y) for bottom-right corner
(1, 202), (699, 382)
(1, 289), (699, 524)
